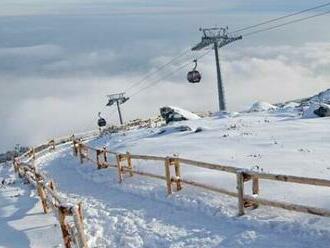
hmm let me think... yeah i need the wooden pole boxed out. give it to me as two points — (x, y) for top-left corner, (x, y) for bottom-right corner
(72, 206), (88, 248)
(126, 152), (133, 177)
(49, 180), (56, 191)
(116, 155), (123, 183)
(174, 157), (182, 191)
(78, 202), (84, 223)
(236, 171), (244, 216)
(252, 176), (259, 208)
(252, 176), (259, 195)
(103, 146), (107, 163)
(32, 148), (36, 168)
(13, 159), (18, 173)
(37, 181), (49, 214)
(58, 207), (72, 248)
(34, 171), (49, 214)
(96, 150), (101, 169)
(79, 143), (84, 164)
(164, 158), (172, 195)
(73, 140), (78, 157)
(32, 148), (36, 160)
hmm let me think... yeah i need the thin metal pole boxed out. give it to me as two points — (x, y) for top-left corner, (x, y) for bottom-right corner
(214, 42), (226, 111)
(116, 100), (123, 125)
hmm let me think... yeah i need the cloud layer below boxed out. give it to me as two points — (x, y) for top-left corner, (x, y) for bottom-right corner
(1, 42), (330, 152)
(1, 5), (330, 152)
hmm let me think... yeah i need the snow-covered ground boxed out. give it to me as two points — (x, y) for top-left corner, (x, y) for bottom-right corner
(0, 163), (63, 247)
(34, 107), (330, 247)
(2, 98), (330, 247)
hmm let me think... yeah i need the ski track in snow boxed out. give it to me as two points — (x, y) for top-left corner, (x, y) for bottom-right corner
(36, 112), (330, 247)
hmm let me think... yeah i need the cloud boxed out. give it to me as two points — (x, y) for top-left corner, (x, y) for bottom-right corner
(1, 5), (330, 152)
(1, 42), (330, 152)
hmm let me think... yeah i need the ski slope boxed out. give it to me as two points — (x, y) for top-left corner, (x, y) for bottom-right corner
(1, 96), (330, 247)
(32, 107), (330, 247)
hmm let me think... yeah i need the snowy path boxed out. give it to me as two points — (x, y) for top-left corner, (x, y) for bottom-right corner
(0, 163), (62, 248)
(38, 147), (330, 248)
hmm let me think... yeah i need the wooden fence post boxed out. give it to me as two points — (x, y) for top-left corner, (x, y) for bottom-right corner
(79, 143), (84, 164)
(32, 148), (36, 167)
(13, 158), (18, 173)
(35, 172), (49, 214)
(126, 152), (133, 177)
(252, 176), (259, 195)
(236, 171), (244, 216)
(49, 180), (56, 191)
(17, 163), (23, 178)
(32, 148), (36, 160)
(164, 158), (172, 195)
(78, 202), (84, 223)
(58, 207), (72, 248)
(37, 181), (49, 214)
(72, 206), (88, 248)
(252, 176), (259, 208)
(103, 146), (107, 163)
(73, 140), (78, 157)
(96, 149), (101, 169)
(116, 155), (123, 183)
(174, 157), (182, 191)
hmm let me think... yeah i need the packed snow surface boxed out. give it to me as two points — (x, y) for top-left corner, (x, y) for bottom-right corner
(0, 163), (62, 247)
(2, 107), (330, 247)
(166, 106), (201, 120)
(35, 109), (330, 247)
(248, 101), (277, 112)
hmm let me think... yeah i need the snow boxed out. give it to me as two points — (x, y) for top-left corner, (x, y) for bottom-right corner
(303, 103), (330, 118)
(310, 88), (330, 103)
(166, 106), (201, 120)
(2, 102), (330, 247)
(34, 109), (330, 247)
(248, 101), (277, 112)
(0, 163), (63, 247)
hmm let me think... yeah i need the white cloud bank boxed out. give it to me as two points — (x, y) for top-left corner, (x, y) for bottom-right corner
(1, 42), (329, 152)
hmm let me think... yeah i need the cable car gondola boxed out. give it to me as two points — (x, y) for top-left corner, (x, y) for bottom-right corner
(97, 112), (107, 127)
(187, 59), (201, 83)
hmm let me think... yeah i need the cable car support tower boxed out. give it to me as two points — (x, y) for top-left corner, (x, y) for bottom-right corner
(106, 93), (129, 125)
(192, 27), (242, 111)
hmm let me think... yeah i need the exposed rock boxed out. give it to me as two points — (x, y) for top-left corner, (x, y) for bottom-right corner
(303, 103), (330, 118)
(160, 106), (200, 124)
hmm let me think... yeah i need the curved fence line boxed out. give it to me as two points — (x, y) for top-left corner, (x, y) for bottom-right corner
(12, 132), (99, 248)
(9, 126), (330, 248)
(74, 139), (330, 218)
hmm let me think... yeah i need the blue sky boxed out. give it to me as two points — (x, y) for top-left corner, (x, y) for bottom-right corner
(1, 1), (330, 152)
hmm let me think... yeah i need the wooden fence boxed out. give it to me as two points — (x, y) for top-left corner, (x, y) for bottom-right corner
(73, 139), (330, 218)
(10, 128), (330, 248)
(12, 134), (96, 248)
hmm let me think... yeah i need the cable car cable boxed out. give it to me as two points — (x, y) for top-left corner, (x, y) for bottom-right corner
(230, 2), (330, 35)
(242, 9), (330, 37)
(128, 49), (211, 98)
(124, 47), (192, 94)
(126, 50), (194, 95)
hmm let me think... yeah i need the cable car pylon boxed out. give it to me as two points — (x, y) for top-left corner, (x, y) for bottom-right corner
(106, 92), (129, 125)
(192, 27), (242, 111)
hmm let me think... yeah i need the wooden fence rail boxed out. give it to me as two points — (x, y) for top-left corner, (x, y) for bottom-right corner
(10, 128), (330, 248)
(75, 140), (330, 218)
(12, 134), (93, 248)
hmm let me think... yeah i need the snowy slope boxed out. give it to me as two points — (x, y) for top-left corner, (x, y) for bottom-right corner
(34, 108), (330, 247)
(0, 163), (63, 248)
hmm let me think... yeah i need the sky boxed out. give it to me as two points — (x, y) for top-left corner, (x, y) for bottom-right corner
(1, 0), (330, 152)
